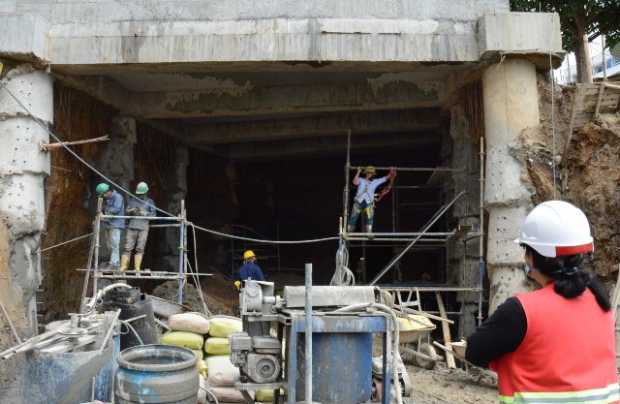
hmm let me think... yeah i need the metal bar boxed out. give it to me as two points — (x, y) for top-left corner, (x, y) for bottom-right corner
(343, 129), (351, 231)
(304, 263), (312, 404)
(149, 224), (180, 228)
(40, 135), (110, 151)
(382, 315), (392, 404)
(346, 237), (449, 243)
(478, 137), (486, 325)
(369, 191), (466, 285)
(98, 309), (121, 355)
(348, 231), (462, 236)
(349, 165), (462, 172)
(287, 326), (297, 404)
(93, 198), (103, 298)
(178, 200), (186, 305)
(79, 232), (96, 314)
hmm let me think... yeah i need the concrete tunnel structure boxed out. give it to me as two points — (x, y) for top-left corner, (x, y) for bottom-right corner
(0, 0), (563, 340)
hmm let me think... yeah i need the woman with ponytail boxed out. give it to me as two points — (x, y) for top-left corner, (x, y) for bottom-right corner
(466, 201), (618, 404)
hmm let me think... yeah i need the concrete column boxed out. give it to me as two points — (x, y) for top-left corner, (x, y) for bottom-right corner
(98, 116), (136, 190)
(162, 145), (189, 271)
(482, 58), (539, 312)
(0, 64), (53, 337)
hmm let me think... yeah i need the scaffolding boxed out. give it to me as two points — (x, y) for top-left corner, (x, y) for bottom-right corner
(339, 131), (486, 326)
(77, 199), (210, 307)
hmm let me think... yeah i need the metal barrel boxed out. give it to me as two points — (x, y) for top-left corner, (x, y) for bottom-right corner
(115, 345), (199, 404)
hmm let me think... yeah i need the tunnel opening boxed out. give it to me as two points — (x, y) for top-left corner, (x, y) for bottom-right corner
(185, 126), (448, 287)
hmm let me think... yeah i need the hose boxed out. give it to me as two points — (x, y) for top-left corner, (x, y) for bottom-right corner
(330, 242), (355, 286)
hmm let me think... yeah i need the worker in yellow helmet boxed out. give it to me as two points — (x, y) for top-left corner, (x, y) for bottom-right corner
(234, 250), (265, 290)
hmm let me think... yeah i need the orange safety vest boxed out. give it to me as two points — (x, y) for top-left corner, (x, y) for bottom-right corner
(491, 283), (619, 404)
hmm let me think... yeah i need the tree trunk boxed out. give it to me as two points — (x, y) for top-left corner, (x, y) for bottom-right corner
(574, 12), (593, 83)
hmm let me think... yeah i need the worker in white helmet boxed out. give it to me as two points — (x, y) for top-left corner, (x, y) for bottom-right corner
(465, 201), (617, 403)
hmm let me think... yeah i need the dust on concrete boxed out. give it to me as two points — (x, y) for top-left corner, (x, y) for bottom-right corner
(408, 364), (497, 404)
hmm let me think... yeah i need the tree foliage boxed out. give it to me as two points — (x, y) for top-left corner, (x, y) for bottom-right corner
(510, 0), (620, 50)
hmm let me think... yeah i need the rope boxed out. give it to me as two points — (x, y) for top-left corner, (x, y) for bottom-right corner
(549, 17), (558, 199)
(0, 83), (341, 247)
(37, 232), (93, 254)
(0, 82), (176, 218)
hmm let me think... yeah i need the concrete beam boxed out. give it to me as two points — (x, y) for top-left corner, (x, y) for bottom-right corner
(133, 81), (445, 119)
(187, 109), (440, 144)
(219, 131), (437, 160)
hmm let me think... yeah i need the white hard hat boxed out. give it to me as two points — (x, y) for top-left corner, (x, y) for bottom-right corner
(515, 200), (593, 258)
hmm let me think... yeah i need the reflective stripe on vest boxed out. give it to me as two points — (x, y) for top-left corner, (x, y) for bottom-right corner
(498, 383), (620, 404)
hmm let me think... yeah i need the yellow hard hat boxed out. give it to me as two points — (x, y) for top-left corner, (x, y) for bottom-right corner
(364, 166), (376, 175)
(243, 250), (256, 260)
(234, 280), (241, 290)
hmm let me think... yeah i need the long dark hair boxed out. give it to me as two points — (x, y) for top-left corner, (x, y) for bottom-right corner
(525, 245), (611, 311)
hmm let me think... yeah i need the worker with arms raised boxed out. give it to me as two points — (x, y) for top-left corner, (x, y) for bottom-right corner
(120, 181), (156, 272)
(234, 250), (265, 290)
(465, 201), (618, 403)
(347, 166), (396, 233)
(96, 182), (125, 270)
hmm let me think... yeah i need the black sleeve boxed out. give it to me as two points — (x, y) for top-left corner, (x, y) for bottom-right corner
(465, 297), (527, 368)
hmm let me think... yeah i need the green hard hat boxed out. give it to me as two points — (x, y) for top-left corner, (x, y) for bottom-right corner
(96, 183), (110, 196)
(136, 181), (149, 195)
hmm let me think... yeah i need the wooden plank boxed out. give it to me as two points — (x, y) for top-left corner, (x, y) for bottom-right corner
(435, 291), (456, 369)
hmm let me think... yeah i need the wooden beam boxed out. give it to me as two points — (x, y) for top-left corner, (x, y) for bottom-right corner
(40, 135), (110, 151)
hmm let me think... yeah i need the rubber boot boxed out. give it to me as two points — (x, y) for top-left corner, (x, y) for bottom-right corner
(366, 225), (374, 239)
(134, 254), (143, 273)
(119, 254), (130, 272)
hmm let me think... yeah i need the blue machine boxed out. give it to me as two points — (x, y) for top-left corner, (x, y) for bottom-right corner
(288, 313), (391, 404)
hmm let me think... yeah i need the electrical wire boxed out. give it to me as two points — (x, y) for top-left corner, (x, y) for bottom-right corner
(189, 222), (338, 245)
(330, 242), (355, 286)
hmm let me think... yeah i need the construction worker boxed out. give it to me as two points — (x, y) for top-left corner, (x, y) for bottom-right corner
(466, 201), (617, 403)
(96, 183), (125, 269)
(347, 166), (396, 233)
(121, 182), (156, 272)
(234, 250), (265, 290)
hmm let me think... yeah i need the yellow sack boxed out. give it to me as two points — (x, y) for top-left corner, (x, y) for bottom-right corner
(256, 389), (274, 402)
(397, 315), (434, 331)
(205, 337), (231, 355)
(192, 349), (204, 360)
(197, 359), (208, 378)
(209, 317), (242, 338)
(160, 331), (204, 350)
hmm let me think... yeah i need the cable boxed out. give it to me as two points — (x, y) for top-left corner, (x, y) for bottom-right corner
(189, 223), (338, 245)
(200, 385), (220, 404)
(330, 241), (355, 286)
(1, 83), (341, 246)
(549, 21), (558, 199)
(37, 232), (93, 254)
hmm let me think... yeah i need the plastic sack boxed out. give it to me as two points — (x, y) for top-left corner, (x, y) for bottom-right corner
(397, 314), (434, 331)
(160, 331), (204, 350)
(209, 317), (242, 338)
(204, 337), (231, 355)
(206, 355), (240, 387)
(169, 312), (210, 335)
(256, 389), (275, 402)
(210, 387), (251, 403)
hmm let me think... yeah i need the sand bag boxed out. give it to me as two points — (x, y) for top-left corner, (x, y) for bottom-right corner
(160, 330), (204, 350)
(206, 355), (240, 387)
(169, 312), (210, 334)
(204, 337), (231, 355)
(256, 389), (275, 402)
(209, 317), (242, 338)
(210, 387), (251, 403)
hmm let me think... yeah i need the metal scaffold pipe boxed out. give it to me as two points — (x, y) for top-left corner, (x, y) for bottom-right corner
(348, 166), (462, 172)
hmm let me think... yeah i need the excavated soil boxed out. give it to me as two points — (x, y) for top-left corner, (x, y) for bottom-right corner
(518, 77), (620, 278)
(408, 365), (497, 404)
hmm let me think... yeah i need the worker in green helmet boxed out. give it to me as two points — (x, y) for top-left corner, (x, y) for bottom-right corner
(96, 182), (125, 269)
(121, 181), (156, 272)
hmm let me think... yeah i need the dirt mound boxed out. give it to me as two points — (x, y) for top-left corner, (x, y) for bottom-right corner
(518, 77), (620, 277)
